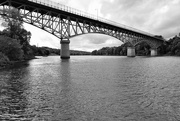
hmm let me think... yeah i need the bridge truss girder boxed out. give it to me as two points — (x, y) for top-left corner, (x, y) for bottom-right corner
(0, 0), (163, 48)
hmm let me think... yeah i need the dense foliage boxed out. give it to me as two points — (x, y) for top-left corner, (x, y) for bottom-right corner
(0, 36), (23, 61)
(31, 46), (60, 56)
(91, 35), (180, 56)
(91, 42), (151, 56)
(0, 8), (34, 67)
(166, 36), (180, 55)
(0, 52), (10, 67)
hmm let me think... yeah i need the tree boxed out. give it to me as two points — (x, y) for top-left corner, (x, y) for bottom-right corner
(1, 8), (31, 44)
(1, 7), (34, 59)
(154, 35), (165, 40)
(0, 36), (23, 61)
(135, 41), (150, 56)
(1, 8), (23, 39)
(92, 50), (97, 55)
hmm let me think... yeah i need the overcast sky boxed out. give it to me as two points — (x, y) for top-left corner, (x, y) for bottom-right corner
(21, 0), (180, 51)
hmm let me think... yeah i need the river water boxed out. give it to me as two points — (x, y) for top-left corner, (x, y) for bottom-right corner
(0, 56), (180, 121)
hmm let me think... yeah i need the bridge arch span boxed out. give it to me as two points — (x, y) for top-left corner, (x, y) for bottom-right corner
(70, 32), (124, 42)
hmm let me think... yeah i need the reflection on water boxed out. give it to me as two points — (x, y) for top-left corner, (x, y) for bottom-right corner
(1, 56), (180, 121)
(0, 63), (29, 120)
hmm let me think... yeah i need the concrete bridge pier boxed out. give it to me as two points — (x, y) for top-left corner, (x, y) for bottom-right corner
(60, 39), (70, 59)
(151, 48), (158, 56)
(127, 47), (136, 57)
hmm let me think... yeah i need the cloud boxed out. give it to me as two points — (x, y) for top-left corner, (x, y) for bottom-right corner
(101, 0), (180, 38)
(150, 1), (180, 37)
(25, 24), (60, 48)
(70, 34), (122, 51)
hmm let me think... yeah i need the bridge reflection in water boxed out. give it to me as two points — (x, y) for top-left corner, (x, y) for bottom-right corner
(0, 0), (164, 58)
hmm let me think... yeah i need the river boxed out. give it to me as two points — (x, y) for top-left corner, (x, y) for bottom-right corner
(0, 56), (180, 121)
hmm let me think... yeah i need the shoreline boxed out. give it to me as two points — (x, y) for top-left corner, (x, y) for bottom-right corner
(0, 55), (179, 70)
(0, 57), (37, 70)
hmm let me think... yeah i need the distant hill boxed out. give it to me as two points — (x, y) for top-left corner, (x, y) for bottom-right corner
(70, 50), (91, 55)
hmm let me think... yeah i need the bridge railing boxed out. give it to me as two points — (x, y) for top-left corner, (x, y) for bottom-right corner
(27, 0), (154, 37)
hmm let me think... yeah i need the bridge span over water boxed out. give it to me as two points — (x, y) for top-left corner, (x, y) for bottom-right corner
(0, 0), (165, 59)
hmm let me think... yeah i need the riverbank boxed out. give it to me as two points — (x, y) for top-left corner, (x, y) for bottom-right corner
(0, 56), (37, 70)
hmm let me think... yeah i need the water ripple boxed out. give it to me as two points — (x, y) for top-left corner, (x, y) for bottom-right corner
(0, 56), (180, 121)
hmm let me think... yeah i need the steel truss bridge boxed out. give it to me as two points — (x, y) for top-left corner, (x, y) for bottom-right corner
(0, 0), (164, 58)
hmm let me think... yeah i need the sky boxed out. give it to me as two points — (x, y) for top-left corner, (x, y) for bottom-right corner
(2, 0), (180, 51)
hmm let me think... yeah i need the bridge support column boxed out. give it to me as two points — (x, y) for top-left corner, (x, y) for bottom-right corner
(60, 39), (70, 59)
(127, 47), (135, 57)
(151, 48), (158, 56)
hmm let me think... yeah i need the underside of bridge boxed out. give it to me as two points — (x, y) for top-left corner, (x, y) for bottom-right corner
(0, 0), (164, 59)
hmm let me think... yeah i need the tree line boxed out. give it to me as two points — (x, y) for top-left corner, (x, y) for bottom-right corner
(31, 46), (90, 56)
(91, 35), (180, 56)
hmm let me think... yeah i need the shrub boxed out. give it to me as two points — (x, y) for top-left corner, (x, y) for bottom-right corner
(0, 52), (10, 66)
(0, 35), (24, 61)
